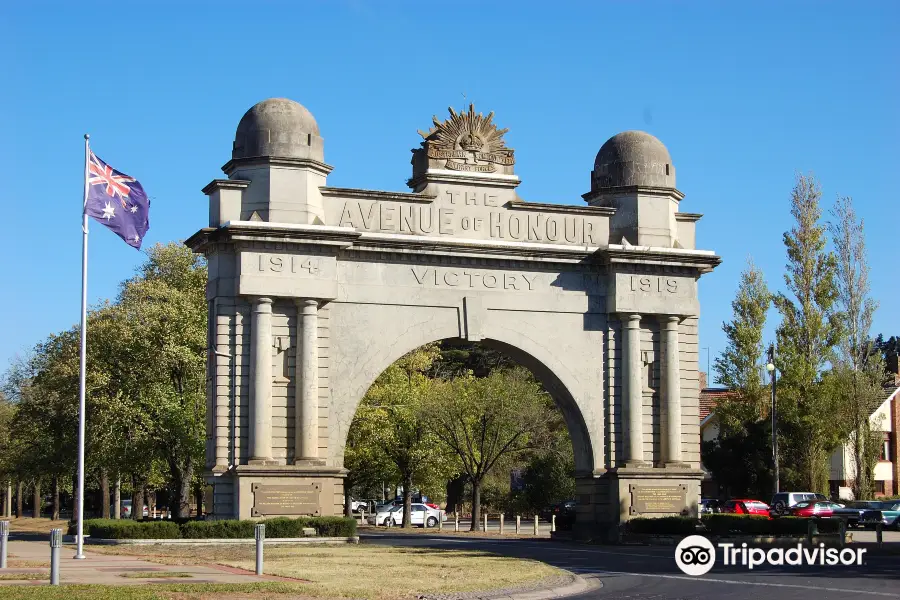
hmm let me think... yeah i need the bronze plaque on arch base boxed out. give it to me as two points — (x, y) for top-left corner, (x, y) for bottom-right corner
(629, 484), (689, 516)
(251, 483), (321, 517)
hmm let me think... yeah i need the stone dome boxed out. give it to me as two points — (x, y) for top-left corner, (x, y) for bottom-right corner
(591, 130), (675, 190)
(232, 98), (323, 161)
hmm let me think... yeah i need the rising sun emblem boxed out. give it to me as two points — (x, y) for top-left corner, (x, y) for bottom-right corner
(418, 104), (515, 173)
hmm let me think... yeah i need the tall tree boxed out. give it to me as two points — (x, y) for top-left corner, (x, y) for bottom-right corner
(712, 258), (772, 434)
(828, 196), (883, 499)
(702, 259), (773, 498)
(773, 173), (843, 493)
(121, 243), (207, 518)
(424, 368), (553, 530)
(352, 344), (454, 527)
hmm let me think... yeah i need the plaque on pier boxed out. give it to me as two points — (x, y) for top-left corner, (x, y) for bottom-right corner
(251, 483), (321, 517)
(629, 484), (688, 515)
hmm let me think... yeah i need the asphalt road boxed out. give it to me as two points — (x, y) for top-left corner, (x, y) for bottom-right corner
(362, 532), (900, 599)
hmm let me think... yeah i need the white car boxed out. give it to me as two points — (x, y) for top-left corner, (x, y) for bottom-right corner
(375, 503), (442, 527)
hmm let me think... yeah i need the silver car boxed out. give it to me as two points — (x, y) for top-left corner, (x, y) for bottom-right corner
(375, 503), (441, 527)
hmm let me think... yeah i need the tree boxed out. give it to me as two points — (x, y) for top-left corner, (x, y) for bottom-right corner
(352, 344), (454, 527)
(423, 368), (554, 530)
(828, 195), (883, 499)
(701, 419), (773, 499)
(773, 173), (843, 493)
(712, 258), (772, 434)
(111, 243), (207, 519)
(702, 258), (773, 497)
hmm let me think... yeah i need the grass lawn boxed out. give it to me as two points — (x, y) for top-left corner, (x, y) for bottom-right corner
(85, 543), (563, 599)
(0, 582), (319, 599)
(6, 518), (70, 534)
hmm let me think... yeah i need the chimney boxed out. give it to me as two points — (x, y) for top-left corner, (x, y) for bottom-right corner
(700, 371), (708, 391)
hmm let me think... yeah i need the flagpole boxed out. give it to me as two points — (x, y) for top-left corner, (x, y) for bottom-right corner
(75, 134), (90, 560)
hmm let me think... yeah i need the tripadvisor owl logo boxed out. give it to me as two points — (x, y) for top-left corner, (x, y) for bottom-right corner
(675, 535), (716, 575)
(674, 535), (868, 575)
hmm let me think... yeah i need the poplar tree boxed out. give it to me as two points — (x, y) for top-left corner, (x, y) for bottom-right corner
(827, 196), (883, 499)
(773, 173), (842, 493)
(713, 258), (772, 433)
(702, 259), (773, 497)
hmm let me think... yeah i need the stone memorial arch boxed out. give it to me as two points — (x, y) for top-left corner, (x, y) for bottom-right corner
(187, 98), (720, 537)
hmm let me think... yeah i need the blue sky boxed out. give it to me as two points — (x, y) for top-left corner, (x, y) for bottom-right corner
(2, 1), (897, 381)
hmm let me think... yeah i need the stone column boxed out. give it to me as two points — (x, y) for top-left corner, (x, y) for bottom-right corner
(249, 297), (274, 463)
(622, 314), (646, 466)
(662, 315), (684, 466)
(295, 299), (319, 460)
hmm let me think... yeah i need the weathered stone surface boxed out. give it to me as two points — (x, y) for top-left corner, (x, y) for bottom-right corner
(188, 99), (720, 531)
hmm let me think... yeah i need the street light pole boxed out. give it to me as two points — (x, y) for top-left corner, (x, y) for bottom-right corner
(767, 344), (779, 495)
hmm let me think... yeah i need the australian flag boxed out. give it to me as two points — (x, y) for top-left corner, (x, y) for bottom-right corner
(86, 151), (149, 249)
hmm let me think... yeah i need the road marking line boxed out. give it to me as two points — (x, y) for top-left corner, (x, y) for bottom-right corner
(592, 570), (897, 597)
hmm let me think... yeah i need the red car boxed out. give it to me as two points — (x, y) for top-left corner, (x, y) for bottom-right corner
(722, 499), (770, 516)
(789, 500), (835, 518)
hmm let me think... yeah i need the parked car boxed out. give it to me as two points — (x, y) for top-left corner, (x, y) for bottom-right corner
(721, 499), (770, 516)
(859, 501), (900, 530)
(375, 503), (442, 527)
(770, 492), (826, 515)
(833, 501), (883, 528)
(551, 500), (575, 523)
(699, 499), (721, 514)
(121, 500), (149, 519)
(346, 498), (376, 514)
(787, 500), (836, 518)
(556, 500), (576, 529)
(539, 504), (556, 522)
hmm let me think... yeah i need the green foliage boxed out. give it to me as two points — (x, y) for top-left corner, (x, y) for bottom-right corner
(1, 242), (207, 518)
(700, 419), (773, 500)
(826, 196), (884, 500)
(423, 368), (555, 529)
(76, 516), (356, 539)
(713, 259), (772, 433)
(510, 446), (576, 515)
(79, 519), (181, 539)
(773, 173), (843, 493)
(701, 514), (840, 535)
(703, 260), (775, 499)
(347, 344), (456, 526)
(626, 517), (696, 535)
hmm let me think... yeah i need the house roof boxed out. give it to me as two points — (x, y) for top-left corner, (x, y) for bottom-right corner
(699, 387), (736, 422)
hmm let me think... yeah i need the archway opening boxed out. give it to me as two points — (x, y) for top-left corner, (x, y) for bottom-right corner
(342, 338), (588, 531)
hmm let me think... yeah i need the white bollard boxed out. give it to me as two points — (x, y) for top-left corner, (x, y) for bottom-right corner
(255, 523), (265, 575)
(499, 514), (504, 535)
(483, 513), (488, 532)
(551, 514), (556, 533)
(533, 515), (538, 535)
(454, 515), (459, 532)
(438, 510), (443, 531)
(0, 521), (8, 568)
(50, 528), (62, 585)
(515, 515), (521, 535)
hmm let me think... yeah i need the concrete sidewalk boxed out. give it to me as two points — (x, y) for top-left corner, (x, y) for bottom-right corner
(1, 540), (297, 585)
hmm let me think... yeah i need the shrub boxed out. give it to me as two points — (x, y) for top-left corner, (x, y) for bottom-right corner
(88, 519), (181, 540)
(307, 516), (357, 537)
(626, 517), (697, 535)
(74, 515), (357, 539)
(702, 514), (841, 536)
(180, 519), (255, 539)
